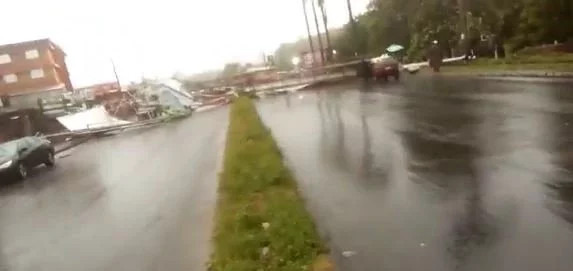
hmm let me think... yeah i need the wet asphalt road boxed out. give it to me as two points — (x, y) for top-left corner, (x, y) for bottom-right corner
(0, 107), (228, 271)
(257, 77), (573, 271)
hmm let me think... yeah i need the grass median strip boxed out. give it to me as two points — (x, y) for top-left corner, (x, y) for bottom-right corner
(209, 97), (331, 271)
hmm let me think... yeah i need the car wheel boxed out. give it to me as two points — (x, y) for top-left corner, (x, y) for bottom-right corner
(17, 164), (28, 180)
(45, 152), (55, 167)
(394, 73), (400, 81)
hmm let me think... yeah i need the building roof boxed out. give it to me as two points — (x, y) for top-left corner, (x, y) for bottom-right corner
(0, 38), (66, 56)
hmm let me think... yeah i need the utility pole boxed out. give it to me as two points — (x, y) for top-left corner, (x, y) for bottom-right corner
(302, 0), (316, 68)
(311, 0), (326, 65)
(111, 58), (122, 91)
(110, 58), (137, 117)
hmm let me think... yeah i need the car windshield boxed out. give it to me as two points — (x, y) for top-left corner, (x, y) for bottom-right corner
(0, 140), (19, 157)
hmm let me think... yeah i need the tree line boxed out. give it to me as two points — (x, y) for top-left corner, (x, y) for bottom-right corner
(275, 0), (573, 68)
(334, 0), (573, 61)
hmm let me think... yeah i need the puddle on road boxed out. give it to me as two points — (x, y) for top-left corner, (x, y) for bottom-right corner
(257, 77), (573, 271)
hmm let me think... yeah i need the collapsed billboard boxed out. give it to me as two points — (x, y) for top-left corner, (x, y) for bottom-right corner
(56, 106), (130, 132)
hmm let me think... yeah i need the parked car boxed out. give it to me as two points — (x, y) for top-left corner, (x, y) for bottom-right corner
(371, 54), (400, 81)
(0, 136), (55, 180)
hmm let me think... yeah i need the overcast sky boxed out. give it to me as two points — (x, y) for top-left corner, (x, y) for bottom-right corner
(0, 0), (368, 87)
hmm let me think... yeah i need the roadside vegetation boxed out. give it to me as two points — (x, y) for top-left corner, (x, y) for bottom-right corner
(274, 0), (572, 71)
(442, 52), (573, 73)
(332, 0), (572, 61)
(209, 97), (331, 271)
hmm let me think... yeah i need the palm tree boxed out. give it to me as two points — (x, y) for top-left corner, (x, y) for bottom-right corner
(345, 0), (358, 55)
(311, 0), (326, 65)
(345, 0), (354, 20)
(318, 0), (333, 62)
(302, 0), (316, 66)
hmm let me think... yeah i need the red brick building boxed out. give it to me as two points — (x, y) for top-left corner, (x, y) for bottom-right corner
(0, 39), (73, 108)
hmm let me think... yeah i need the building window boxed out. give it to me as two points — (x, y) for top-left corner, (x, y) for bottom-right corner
(3, 74), (18, 83)
(25, 49), (39, 59)
(0, 54), (11, 64)
(30, 69), (45, 79)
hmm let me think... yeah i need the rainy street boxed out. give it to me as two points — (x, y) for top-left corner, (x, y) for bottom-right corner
(1, 76), (573, 271)
(257, 76), (573, 271)
(0, 108), (228, 271)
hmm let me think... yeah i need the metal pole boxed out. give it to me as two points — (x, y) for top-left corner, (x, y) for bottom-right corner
(110, 58), (138, 116)
(111, 59), (122, 91)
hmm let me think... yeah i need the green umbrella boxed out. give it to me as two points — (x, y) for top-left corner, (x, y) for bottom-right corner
(386, 44), (404, 53)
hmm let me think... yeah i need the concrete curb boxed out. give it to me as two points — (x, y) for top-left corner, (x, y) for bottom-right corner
(475, 71), (573, 78)
(54, 137), (92, 154)
(478, 75), (573, 83)
(52, 113), (195, 154)
(440, 69), (573, 79)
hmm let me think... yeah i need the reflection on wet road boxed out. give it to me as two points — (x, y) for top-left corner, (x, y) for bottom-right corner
(0, 108), (228, 271)
(257, 77), (573, 271)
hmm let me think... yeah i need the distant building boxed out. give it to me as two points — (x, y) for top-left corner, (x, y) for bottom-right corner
(0, 39), (73, 108)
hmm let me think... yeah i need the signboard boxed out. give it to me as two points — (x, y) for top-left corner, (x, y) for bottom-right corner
(301, 50), (330, 69)
(301, 51), (320, 69)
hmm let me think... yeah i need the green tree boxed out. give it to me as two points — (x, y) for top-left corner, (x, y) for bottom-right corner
(221, 63), (241, 79)
(514, 0), (573, 47)
(312, 0), (572, 62)
(274, 43), (296, 70)
(334, 13), (370, 58)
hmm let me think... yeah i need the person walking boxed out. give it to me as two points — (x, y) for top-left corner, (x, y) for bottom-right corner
(428, 40), (443, 72)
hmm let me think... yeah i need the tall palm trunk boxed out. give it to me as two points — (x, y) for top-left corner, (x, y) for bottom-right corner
(302, 0), (316, 66)
(345, 0), (354, 20)
(318, 0), (333, 62)
(311, 0), (326, 65)
(346, 0), (358, 55)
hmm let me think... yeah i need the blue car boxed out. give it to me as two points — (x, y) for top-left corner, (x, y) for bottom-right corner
(0, 137), (56, 181)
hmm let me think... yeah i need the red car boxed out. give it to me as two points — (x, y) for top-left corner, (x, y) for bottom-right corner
(371, 55), (400, 81)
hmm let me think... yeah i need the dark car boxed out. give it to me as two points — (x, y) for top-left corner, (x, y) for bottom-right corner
(371, 54), (400, 81)
(0, 137), (56, 180)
